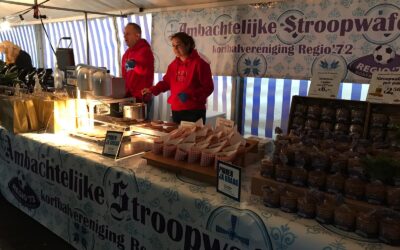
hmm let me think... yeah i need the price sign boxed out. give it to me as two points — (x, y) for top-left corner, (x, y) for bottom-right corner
(309, 71), (341, 99)
(102, 131), (123, 158)
(367, 72), (400, 104)
(216, 161), (241, 201)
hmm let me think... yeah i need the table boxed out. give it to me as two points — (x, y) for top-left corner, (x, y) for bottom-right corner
(0, 127), (397, 250)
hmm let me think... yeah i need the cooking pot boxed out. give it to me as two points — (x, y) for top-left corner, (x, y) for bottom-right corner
(123, 103), (146, 120)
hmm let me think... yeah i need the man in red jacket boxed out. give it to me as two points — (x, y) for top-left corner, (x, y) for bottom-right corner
(122, 23), (154, 119)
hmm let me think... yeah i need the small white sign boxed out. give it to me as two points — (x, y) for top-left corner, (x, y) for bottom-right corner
(367, 72), (400, 104)
(102, 131), (123, 158)
(216, 161), (241, 201)
(309, 71), (342, 99)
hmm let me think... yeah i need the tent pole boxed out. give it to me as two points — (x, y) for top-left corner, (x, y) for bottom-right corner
(234, 76), (245, 134)
(85, 12), (89, 65)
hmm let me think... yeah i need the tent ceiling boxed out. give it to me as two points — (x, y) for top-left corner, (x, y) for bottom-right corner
(0, 0), (269, 24)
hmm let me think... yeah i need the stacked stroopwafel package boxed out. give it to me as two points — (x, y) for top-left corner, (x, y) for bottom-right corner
(152, 119), (246, 168)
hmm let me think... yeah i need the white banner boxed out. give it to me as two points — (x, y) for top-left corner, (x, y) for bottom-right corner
(152, 0), (400, 83)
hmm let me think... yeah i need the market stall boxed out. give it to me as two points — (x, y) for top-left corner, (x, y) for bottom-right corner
(0, 0), (399, 250)
(0, 127), (397, 250)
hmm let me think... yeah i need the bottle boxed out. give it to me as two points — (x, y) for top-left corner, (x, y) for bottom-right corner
(14, 82), (21, 97)
(105, 70), (112, 97)
(54, 64), (64, 90)
(33, 73), (42, 93)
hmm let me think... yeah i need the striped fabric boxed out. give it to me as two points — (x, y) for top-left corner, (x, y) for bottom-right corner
(43, 17), (120, 76)
(207, 76), (232, 120)
(0, 25), (38, 67)
(3, 15), (370, 137)
(242, 79), (370, 138)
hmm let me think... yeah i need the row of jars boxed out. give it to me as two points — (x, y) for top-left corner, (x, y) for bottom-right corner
(262, 185), (400, 245)
(260, 160), (400, 209)
(294, 104), (366, 124)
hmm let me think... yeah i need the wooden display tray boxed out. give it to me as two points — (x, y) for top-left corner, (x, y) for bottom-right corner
(251, 175), (384, 212)
(142, 152), (217, 185)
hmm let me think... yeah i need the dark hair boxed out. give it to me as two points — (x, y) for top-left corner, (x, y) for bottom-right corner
(126, 23), (141, 35)
(170, 32), (195, 54)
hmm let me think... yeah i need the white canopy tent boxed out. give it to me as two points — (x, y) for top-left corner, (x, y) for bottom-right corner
(0, 0), (372, 138)
(0, 0), (279, 24)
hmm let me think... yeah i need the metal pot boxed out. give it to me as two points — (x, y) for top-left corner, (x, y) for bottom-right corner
(123, 103), (146, 120)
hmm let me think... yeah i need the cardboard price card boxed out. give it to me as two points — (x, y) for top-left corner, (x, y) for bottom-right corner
(102, 131), (123, 158)
(309, 71), (341, 99)
(216, 161), (241, 201)
(367, 72), (400, 103)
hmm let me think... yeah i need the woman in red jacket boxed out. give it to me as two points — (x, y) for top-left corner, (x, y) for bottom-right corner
(142, 32), (214, 124)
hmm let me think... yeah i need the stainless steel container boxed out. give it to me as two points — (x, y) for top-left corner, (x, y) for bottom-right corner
(123, 103), (146, 120)
(76, 64), (107, 94)
(92, 70), (107, 96)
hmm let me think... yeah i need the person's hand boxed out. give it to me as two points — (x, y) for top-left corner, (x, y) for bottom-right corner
(178, 92), (188, 103)
(141, 88), (152, 96)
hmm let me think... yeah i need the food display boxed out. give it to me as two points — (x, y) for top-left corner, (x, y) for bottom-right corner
(143, 120), (258, 184)
(252, 96), (400, 246)
(150, 123), (246, 166)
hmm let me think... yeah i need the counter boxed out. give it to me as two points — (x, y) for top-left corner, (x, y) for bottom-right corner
(0, 127), (397, 250)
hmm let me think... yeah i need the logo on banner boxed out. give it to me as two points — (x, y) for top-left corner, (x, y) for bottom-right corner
(312, 54), (348, 81)
(363, 4), (400, 44)
(206, 206), (273, 249)
(8, 171), (40, 209)
(103, 167), (139, 222)
(277, 10), (305, 45)
(348, 45), (400, 79)
(164, 19), (180, 45)
(237, 53), (267, 77)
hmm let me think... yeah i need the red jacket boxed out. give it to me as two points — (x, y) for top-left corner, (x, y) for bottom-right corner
(122, 39), (154, 101)
(150, 49), (214, 111)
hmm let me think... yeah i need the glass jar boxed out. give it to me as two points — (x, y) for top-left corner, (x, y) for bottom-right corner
(356, 211), (378, 238)
(334, 204), (356, 231)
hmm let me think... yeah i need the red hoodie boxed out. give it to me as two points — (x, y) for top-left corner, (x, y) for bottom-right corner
(122, 39), (154, 101)
(150, 49), (214, 111)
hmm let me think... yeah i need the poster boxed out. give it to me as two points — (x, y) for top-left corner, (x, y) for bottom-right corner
(152, 0), (400, 83)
